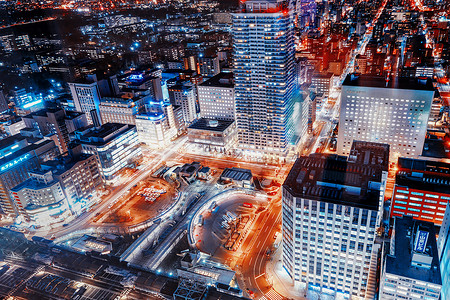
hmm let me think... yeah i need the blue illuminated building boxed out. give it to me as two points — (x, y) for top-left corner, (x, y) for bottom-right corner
(0, 136), (57, 216)
(232, 0), (298, 157)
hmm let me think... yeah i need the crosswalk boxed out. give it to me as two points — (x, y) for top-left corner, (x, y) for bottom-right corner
(258, 289), (285, 300)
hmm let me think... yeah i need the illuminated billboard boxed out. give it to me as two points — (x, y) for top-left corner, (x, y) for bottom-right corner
(414, 230), (429, 253)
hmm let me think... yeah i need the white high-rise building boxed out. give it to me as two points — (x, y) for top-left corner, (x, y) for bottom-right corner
(198, 72), (235, 121)
(69, 81), (102, 126)
(337, 74), (434, 160)
(168, 83), (197, 125)
(232, 0), (298, 157)
(282, 141), (389, 299)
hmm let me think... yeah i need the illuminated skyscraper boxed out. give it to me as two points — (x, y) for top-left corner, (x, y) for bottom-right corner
(68, 80), (102, 127)
(282, 141), (389, 299)
(232, 0), (298, 156)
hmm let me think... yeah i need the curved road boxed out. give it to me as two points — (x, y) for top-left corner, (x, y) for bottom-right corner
(34, 137), (187, 240)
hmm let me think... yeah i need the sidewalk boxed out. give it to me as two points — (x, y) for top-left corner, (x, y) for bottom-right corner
(265, 246), (307, 300)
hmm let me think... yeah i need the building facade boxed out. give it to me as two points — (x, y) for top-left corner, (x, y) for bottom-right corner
(99, 96), (146, 125)
(41, 154), (103, 215)
(71, 123), (141, 181)
(282, 142), (389, 299)
(311, 73), (334, 97)
(438, 203), (450, 300)
(68, 81), (102, 126)
(168, 83), (197, 125)
(198, 73), (235, 121)
(379, 216), (442, 300)
(0, 139), (56, 215)
(197, 55), (220, 77)
(10, 170), (69, 227)
(232, 0), (297, 156)
(390, 157), (450, 226)
(187, 118), (237, 153)
(135, 112), (176, 148)
(337, 75), (434, 160)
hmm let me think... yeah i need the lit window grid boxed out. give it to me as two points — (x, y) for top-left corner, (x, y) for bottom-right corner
(337, 86), (433, 159)
(282, 191), (379, 299)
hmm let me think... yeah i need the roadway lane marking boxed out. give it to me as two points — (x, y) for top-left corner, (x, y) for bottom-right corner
(249, 256), (253, 265)
(255, 273), (265, 279)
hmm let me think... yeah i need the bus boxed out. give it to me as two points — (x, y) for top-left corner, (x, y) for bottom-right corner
(221, 221), (230, 229)
(226, 211), (237, 221)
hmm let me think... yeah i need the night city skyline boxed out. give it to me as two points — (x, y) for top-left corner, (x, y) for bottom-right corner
(0, 0), (449, 299)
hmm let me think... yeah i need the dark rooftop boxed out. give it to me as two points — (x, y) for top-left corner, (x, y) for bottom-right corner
(395, 157), (450, 194)
(283, 153), (385, 211)
(74, 123), (134, 145)
(343, 73), (435, 91)
(385, 216), (442, 284)
(221, 167), (252, 182)
(199, 72), (234, 88)
(40, 154), (95, 176)
(348, 140), (390, 171)
(0, 134), (28, 150)
(188, 118), (234, 132)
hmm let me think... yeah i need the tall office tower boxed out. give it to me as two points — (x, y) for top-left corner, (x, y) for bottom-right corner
(232, 0), (298, 157)
(379, 216), (442, 300)
(68, 81), (102, 126)
(168, 83), (197, 125)
(438, 203), (450, 300)
(337, 74), (434, 160)
(282, 141), (389, 299)
(198, 72), (235, 121)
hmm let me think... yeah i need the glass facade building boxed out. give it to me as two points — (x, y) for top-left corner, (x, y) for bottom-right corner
(232, 0), (297, 156)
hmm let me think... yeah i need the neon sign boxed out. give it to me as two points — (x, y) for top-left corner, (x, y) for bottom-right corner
(0, 153), (31, 172)
(414, 230), (429, 253)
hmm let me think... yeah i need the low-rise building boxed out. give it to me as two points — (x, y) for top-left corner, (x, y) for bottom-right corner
(220, 168), (252, 188)
(10, 170), (70, 227)
(380, 216), (442, 300)
(187, 118), (237, 153)
(135, 112), (176, 148)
